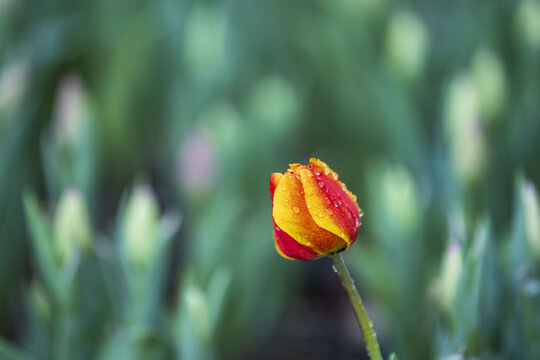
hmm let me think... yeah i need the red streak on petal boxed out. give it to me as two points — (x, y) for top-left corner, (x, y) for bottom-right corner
(306, 159), (361, 244)
(273, 220), (319, 261)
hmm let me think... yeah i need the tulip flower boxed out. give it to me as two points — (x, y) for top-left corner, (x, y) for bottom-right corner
(270, 158), (387, 360)
(270, 158), (362, 260)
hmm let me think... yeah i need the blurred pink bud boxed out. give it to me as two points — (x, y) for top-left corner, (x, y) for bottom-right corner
(179, 128), (216, 193)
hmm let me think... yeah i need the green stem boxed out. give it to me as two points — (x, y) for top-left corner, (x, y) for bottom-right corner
(332, 254), (383, 360)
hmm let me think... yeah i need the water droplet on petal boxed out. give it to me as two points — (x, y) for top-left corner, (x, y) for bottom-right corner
(307, 204), (311, 209)
(325, 208), (334, 215)
(293, 206), (300, 214)
(318, 212), (324, 218)
(281, 187), (287, 191)
(318, 181), (324, 188)
(284, 199), (289, 203)
(360, 209), (364, 217)
(340, 232), (345, 238)
(332, 173), (338, 181)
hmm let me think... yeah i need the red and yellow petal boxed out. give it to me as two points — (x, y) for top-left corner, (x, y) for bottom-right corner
(296, 158), (361, 246)
(269, 172), (283, 202)
(273, 220), (319, 261)
(272, 170), (347, 254)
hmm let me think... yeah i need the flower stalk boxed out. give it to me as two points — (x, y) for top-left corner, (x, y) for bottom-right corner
(332, 253), (383, 360)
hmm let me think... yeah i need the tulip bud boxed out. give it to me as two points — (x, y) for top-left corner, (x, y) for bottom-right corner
(53, 188), (92, 266)
(270, 158), (362, 261)
(514, 0), (540, 52)
(471, 47), (508, 123)
(440, 241), (462, 310)
(184, 285), (211, 343)
(249, 75), (300, 134)
(178, 127), (216, 195)
(379, 164), (420, 236)
(443, 73), (487, 186)
(122, 185), (160, 268)
(52, 73), (90, 149)
(385, 9), (429, 82)
(521, 179), (540, 259)
(183, 4), (226, 80)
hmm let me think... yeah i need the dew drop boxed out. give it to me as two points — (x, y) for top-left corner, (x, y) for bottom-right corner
(293, 206), (300, 214)
(281, 187), (287, 191)
(360, 209), (364, 217)
(275, 227), (281, 232)
(307, 204), (311, 209)
(332, 173), (338, 181)
(352, 195), (357, 201)
(305, 241), (312, 247)
(284, 199), (289, 203)
(340, 232), (345, 238)
(318, 181), (324, 188)
(325, 208), (334, 216)
(318, 212), (324, 218)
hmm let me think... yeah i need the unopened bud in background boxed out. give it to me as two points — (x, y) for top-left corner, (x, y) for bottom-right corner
(249, 75), (300, 134)
(385, 9), (429, 82)
(440, 241), (462, 310)
(184, 285), (211, 343)
(178, 127), (216, 195)
(521, 179), (540, 259)
(53, 188), (92, 266)
(123, 185), (160, 268)
(380, 164), (421, 236)
(183, 4), (226, 80)
(443, 73), (487, 186)
(52, 73), (90, 149)
(471, 47), (508, 123)
(514, 0), (540, 52)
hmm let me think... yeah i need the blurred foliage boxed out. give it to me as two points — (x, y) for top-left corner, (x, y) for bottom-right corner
(1, 0), (540, 359)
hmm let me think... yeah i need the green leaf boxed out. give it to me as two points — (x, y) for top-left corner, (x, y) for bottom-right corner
(22, 190), (60, 302)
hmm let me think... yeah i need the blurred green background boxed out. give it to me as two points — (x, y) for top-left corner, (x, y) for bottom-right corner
(1, 0), (540, 359)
